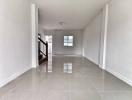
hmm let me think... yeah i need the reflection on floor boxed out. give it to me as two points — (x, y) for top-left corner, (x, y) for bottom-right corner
(64, 63), (72, 74)
(0, 55), (132, 100)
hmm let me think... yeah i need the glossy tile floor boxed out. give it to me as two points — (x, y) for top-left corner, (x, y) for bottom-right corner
(0, 55), (132, 100)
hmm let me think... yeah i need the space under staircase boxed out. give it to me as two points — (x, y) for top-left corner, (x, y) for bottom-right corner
(38, 34), (48, 65)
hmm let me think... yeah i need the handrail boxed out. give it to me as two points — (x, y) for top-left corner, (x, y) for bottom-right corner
(40, 50), (46, 56)
(38, 37), (47, 45)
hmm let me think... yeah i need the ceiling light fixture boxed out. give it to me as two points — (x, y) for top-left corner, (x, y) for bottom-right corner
(59, 22), (65, 26)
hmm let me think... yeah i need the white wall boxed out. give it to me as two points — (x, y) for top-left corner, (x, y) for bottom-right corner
(105, 0), (132, 86)
(44, 30), (83, 55)
(83, 12), (103, 65)
(83, 0), (132, 86)
(0, 0), (31, 87)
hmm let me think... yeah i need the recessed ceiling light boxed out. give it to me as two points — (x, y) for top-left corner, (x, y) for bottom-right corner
(59, 22), (65, 26)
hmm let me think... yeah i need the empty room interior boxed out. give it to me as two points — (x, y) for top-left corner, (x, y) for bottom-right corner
(0, 0), (132, 100)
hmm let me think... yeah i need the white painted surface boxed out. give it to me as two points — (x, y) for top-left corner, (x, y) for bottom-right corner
(0, 67), (31, 88)
(0, 0), (31, 87)
(34, 0), (109, 30)
(31, 4), (39, 68)
(44, 30), (82, 55)
(99, 4), (109, 69)
(105, 0), (132, 86)
(83, 12), (103, 65)
(106, 67), (132, 86)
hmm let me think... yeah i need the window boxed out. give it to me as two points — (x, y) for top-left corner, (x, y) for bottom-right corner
(64, 36), (73, 46)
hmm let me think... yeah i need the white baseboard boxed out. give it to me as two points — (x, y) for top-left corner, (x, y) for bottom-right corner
(106, 68), (132, 86)
(53, 54), (82, 57)
(0, 67), (31, 88)
(83, 56), (132, 87)
(99, 64), (105, 70)
(83, 56), (99, 66)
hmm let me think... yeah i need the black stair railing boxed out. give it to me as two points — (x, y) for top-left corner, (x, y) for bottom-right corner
(38, 36), (48, 65)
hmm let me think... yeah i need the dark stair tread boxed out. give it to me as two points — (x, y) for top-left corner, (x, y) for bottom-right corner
(39, 57), (48, 65)
(39, 54), (43, 60)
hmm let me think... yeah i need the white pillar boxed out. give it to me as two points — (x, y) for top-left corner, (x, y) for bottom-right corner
(31, 4), (38, 68)
(99, 4), (109, 69)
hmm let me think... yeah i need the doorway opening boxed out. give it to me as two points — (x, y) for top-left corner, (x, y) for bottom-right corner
(45, 35), (53, 72)
(45, 35), (53, 55)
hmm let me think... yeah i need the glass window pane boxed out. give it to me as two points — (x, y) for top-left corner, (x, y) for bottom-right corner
(64, 36), (68, 40)
(68, 38), (73, 43)
(64, 39), (68, 43)
(68, 36), (73, 44)
(68, 36), (73, 40)
(68, 43), (73, 46)
(64, 43), (68, 46)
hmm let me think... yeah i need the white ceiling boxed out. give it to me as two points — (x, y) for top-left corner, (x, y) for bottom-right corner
(35, 0), (109, 30)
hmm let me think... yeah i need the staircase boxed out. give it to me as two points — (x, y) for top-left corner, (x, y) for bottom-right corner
(38, 34), (48, 65)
